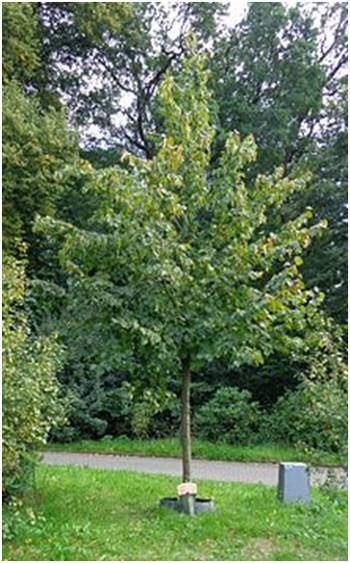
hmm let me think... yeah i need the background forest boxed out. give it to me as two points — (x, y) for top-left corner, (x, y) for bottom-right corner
(3, 2), (348, 503)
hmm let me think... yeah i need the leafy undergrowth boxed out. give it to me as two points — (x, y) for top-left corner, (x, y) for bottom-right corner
(46, 437), (344, 466)
(3, 465), (347, 561)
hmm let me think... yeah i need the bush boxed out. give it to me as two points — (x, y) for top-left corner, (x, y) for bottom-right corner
(147, 395), (181, 438)
(50, 369), (133, 442)
(52, 380), (177, 441)
(3, 257), (66, 501)
(193, 386), (261, 444)
(261, 352), (347, 453)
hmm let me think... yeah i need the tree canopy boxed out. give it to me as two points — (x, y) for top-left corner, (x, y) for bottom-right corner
(7, 1), (346, 324)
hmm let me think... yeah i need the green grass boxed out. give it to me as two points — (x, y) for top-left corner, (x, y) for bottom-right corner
(3, 465), (347, 561)
(46, 436), (344, 466)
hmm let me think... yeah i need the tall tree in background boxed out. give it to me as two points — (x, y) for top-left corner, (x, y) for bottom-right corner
(211, 3), (347, 171)
(2, 2), (79, 265)
(38, 49), (331, 495)
(210, 2), (348, 324)
(3, 82), (78, 269)
(35, 2), (225, 156)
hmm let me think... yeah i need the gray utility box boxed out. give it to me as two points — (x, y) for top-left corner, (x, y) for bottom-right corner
(278, 462), (311, 504)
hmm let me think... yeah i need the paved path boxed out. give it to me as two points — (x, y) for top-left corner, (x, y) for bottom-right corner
(42, 451), (346, 488)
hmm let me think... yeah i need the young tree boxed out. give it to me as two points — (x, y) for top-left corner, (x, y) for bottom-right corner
(38, 47), (329, 491)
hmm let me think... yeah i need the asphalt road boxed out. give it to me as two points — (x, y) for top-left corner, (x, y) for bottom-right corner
(41, 451), (347, 488)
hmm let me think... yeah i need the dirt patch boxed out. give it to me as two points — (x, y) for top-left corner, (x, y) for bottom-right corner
(242, 538), (277, 559)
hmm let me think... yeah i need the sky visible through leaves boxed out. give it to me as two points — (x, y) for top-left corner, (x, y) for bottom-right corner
(81, 0), (339, 147)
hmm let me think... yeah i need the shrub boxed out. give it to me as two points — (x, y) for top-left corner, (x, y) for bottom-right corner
(50, 376), (132, 441)
(148, 396), (181, 438)
(193, 386), (261, 444)
(2, 257), (66, 501)
(129, 387), (176, 439)
(261, 351), (347, 453)
(52, 380), (177, 441)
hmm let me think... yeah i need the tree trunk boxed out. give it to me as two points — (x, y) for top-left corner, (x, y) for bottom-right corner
(181, 362), (191, 482)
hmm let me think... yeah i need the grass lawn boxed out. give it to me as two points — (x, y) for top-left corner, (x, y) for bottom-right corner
(3, 465), (347, 561)
(46, 436), (345, 466)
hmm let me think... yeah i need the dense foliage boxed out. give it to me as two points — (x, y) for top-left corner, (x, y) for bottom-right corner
(262, 348), (348, 454)
(210, 3), (348, 324)
(194, 387), (261, 445)
(2, 81), (78, 268)
(2, 2), (72, 503)
(2, 257), (65, 501)
(2, 2), (40, 87)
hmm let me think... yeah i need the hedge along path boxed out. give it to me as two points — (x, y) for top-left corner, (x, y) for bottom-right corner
(41, 451), (347, 488)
